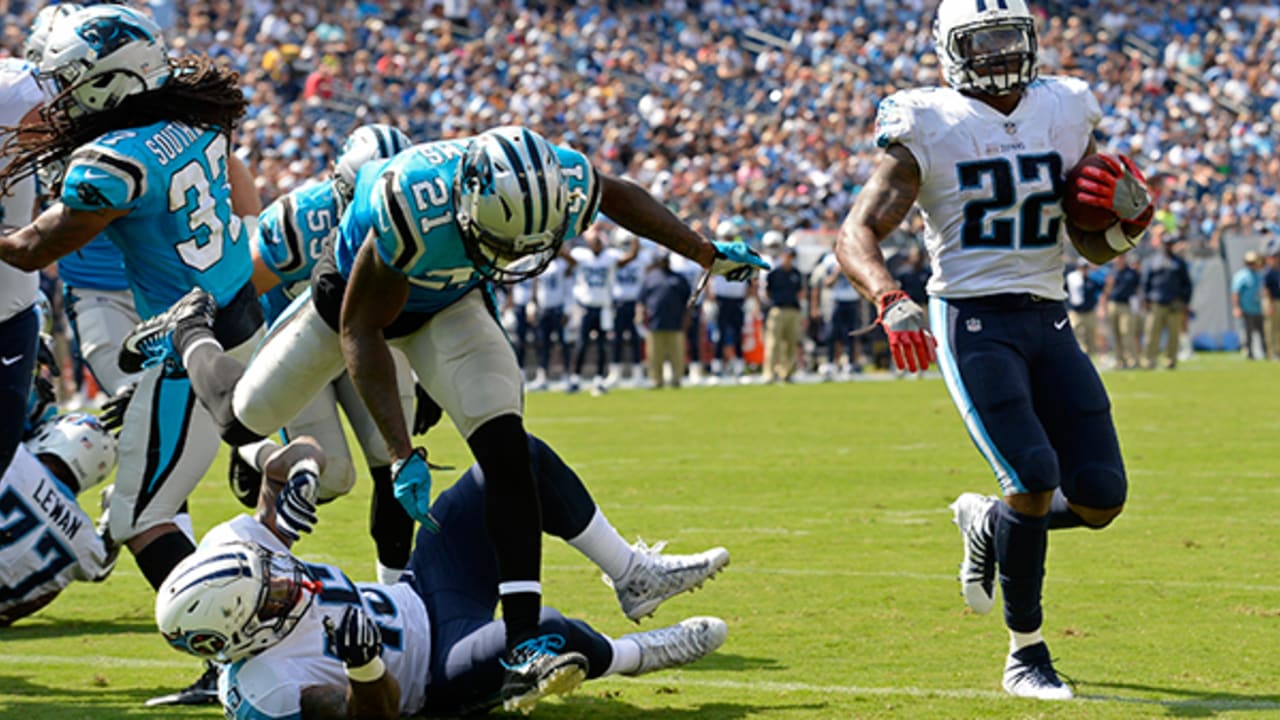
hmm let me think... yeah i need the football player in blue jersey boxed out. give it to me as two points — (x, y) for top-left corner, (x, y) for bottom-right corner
(836, 0), (1151, 699)
(238, 123), (423, 585)
(156, 433), (729, 717)
(127, 124), (766, 712)
(0, 2), (263, 674)
(22, 4), (141, 400)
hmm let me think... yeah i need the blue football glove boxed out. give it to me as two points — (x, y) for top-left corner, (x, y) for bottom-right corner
(710, 240), (770, 282)
(392, 448), (441, 532)
(274, 466), (319, 543)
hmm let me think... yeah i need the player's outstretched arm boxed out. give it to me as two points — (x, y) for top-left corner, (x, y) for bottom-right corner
(0, 203), (125, 271)
(340, 239), (414, 461)
(598, 173), (716, 268)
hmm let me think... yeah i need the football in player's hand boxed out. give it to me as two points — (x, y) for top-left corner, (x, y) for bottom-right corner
(1062, 155), (1119, 232)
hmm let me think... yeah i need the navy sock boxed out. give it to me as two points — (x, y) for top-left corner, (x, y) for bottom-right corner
(369, 465), (414, 570)
(135, 530), (197, 590)
(1046, 488), (1086, 530)
(994, 501), (1049, 633)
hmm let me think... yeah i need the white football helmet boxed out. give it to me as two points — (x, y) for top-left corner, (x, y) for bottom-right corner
(24, 3), (83, 65)
(156, 542), (314, 663)
(453, 126), (570, 283)
(714, 220), (740, 241)
(934, 0), (1038, 96)
(38, 4), (170, 119)
(24, 412), (117, 494)
(761, 230), (785, 253)
(333, 123), (413, 212)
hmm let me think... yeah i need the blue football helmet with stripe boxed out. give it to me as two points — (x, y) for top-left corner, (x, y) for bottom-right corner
(38, 4), (170, 119)
(453, 126), (570, 284)
(333, 123), (413, 213)
(156, 542), (314, 663)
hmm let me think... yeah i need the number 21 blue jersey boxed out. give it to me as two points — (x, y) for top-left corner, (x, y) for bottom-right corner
(60, 121), (251, 319)
(335, 138), (602, 314)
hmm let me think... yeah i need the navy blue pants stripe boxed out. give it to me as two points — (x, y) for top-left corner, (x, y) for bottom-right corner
(931, 295), (1125, 500)
(0, 306), (38, 470)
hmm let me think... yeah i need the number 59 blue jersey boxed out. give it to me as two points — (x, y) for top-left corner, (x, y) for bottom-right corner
(60, 121), (251, 319)
(255, 180), (338, 323)
(334, 138), (602, 314)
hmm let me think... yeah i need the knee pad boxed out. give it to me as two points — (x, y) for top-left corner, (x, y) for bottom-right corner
(316, 454), (356, 502)
(1008, 445), (1060, 494)
(1064, 464), (1127, 526)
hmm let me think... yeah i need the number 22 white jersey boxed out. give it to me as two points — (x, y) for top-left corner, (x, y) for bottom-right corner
(202, 516), (432, 719)
(875, 76), (1101, 300)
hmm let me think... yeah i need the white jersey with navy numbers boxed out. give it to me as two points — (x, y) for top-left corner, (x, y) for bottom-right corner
(534, 257), (571, 311)
(613, 240), (648, 303)
(0, 59), (45, 322)
(202, 516), (431, 719)
(0, 446), (112, 616)
(571, 247), (618, 307)
(875, 76), (1100, 301)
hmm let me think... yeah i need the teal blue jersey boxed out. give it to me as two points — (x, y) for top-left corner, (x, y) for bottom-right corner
(255, 180), (338, 323)
(60, 121), (252, 319)
(335, 139), (601, 314)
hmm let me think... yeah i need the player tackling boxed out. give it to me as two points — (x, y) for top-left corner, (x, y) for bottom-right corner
(836, 0), (1152, 699)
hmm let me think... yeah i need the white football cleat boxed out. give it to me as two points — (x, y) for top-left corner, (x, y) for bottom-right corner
(1003, 642), (1073, 700)
(950, 492), (997, 614)
(606, 540), (730, 622)
(619, 616), (728, 676)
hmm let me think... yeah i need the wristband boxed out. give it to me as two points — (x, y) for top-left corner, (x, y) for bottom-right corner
(345, 656), (386, 683)
(1104, 224), (1136, 253)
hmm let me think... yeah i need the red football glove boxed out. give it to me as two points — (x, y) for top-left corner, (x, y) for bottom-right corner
(876, 290), (936, 373)
(1075, 153), (1154, 236)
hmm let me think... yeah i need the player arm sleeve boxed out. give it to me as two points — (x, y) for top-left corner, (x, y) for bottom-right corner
(555, 148), (602, 238)
(873, 92), (931, 179)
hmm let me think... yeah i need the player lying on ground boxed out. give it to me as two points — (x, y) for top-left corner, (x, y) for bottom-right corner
(157, 433), (729, 717)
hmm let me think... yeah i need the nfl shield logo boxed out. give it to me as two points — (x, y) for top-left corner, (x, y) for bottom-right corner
(1004, 122), (1017, 135)
(966, 318), (983, 333)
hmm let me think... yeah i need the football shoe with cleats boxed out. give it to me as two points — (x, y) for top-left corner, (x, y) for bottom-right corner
(605, 540), (730, 622)
(619, 616), (728, 676)
(119, 288), (216, 373)
(950, 493), (997, 614)
(499, 634), (587, 715)
(1003, 642), (1074, 700)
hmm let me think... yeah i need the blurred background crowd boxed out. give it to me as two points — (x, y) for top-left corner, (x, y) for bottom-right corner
(3, 0), (1278, 400)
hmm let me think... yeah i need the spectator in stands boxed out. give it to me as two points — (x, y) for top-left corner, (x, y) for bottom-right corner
(1066, 260), (1103, 357)
(1141, 228), (1194, 370)
(1232, 251), (1268, 359)
(637, 252), (691, 389)
(1101, 254), (1142, 369)
(763, 247), (804, 384)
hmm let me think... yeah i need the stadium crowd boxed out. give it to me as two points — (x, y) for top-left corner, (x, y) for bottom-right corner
(8, 0), (1280, 399)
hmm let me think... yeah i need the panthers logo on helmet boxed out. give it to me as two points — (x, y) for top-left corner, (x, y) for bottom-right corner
(75, 17), (153, 57)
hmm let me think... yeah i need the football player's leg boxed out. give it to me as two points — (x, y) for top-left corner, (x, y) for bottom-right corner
(398, 292), (542, 651)
(336, 354), (416, 584)
(0, 306), (38, 470)
(1035, 333), (1126, 530)
(65, 287), (140, 396)
(934, 299), (1058, 635)
(281, 381), (353, 502)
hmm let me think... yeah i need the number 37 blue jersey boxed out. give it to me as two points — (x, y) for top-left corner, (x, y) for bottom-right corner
(334, 138), (602, 314)
(60, 121), (251, 319)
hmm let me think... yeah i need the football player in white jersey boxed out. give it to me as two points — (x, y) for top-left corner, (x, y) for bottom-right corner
(0, 413), (117, 626)
(566, 225), (639, 395)
(157, 434), (730, 718)
(836, 0), (1152, 700)
(0, 57), (49, 472)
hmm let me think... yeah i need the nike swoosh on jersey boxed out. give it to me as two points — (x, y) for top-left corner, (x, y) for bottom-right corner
(1053, 318), (1069, 330)
(1, 355), (22, 366)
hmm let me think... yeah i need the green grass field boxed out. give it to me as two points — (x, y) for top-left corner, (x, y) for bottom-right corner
(3, 354), (1279, 719)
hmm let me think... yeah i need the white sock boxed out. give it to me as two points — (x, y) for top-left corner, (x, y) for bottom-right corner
(181, 336), (223, 369)
(238, 439), (278, 471)
(1010, 628), (1044, 653)
(567, 509), (634, 580)
(376, 563), (404, 585)
(603, 636), (642, 676)
(174, 512), (196, 544)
